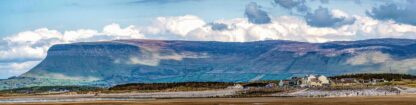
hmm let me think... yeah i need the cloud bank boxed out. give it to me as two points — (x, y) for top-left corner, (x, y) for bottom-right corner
(346, 51), (416, 74)
(367, 0), (416, 26)
(305, 7), (356, 27)
(273, 0), (308, 12)
(245, 2), (272, 24)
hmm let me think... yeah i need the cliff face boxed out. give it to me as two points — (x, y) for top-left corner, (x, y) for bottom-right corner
(19, 39), (416, 85)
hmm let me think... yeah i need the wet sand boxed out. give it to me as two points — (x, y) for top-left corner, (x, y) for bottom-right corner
(2, 95), (416, 105)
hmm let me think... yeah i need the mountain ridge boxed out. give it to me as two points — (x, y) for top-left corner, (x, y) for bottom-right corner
(2, 38), (416, 89)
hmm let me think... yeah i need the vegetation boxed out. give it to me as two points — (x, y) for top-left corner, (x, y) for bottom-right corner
(109, 82), (235, 92)
(0, 77), (98, 90)
(0, 86), (102, 95)
(0, 73), (415, 96)
(250, 80), (280, 84)
(389, 80), (416, 87)
(329, 73), (416, 81)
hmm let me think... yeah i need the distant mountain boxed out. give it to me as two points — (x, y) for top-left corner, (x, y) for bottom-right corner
(2, 38), (416, 89)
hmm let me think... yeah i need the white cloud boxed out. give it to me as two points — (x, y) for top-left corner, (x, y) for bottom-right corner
(142, 15), (206, 36)
(121, 46), (210, 66)
(0, 61), (41, 78)
(183, 16), (341, 42)
(35, 73), (100, 81)
(177, 13), (416, 42)
(346, 51), (391, 65)
(345, 51), (416, 74)
(1, 28), (63, 61)
(103, 23), (144, 39)
(4, 28), (61, 44)
(1, 24), (145, 62)
(383, 58), (416, 73)
(63, 29), (99, 42)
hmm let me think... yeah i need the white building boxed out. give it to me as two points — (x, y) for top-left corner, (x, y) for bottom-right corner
(301, 74), (330, 87)
(318, 75), (330, 85)
(279, 74), (331, 87)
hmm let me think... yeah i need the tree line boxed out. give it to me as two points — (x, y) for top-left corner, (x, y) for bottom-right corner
(329, 73), (416, 81)
(109, 82), (235, 91)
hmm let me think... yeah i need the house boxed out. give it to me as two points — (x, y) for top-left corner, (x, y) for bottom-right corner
(301, 75), (330, 87)
(318, 75), (330, 85)
(358, 79), (372, 84)
(372, 79), (388, 85)
(308, 78), (322, 87)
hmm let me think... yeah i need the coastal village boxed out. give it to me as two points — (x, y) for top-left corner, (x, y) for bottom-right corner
(0, 73), (415, 104)
(220, 74), (416, 97)
(229, 74), (390, 90)
(1, 73), (415, 99)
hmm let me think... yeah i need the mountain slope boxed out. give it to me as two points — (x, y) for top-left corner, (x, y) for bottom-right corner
(4, 38), (416, 89)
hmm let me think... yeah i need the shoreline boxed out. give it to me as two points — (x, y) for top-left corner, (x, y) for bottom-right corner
(1, 95), (416, 105)
(0, 86), (415, 104)
(0, 91), (414, 104)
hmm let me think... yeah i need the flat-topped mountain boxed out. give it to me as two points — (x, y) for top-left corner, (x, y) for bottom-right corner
(3, 38), (416, 89)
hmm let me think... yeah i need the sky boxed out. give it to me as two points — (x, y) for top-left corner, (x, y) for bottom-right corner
(1, 0), (416, 79)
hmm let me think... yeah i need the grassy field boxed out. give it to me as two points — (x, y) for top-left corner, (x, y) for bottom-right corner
(1, 95), (416, 105)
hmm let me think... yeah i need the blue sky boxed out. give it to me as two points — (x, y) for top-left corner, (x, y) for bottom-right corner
(1, 0), (416, 79)
(0, 0), (252, 37)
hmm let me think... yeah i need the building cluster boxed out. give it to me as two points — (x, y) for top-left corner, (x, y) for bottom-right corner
(227, 74), (390, 89)
(278, 74), (389, 87)
(279, 75), (330, 87)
